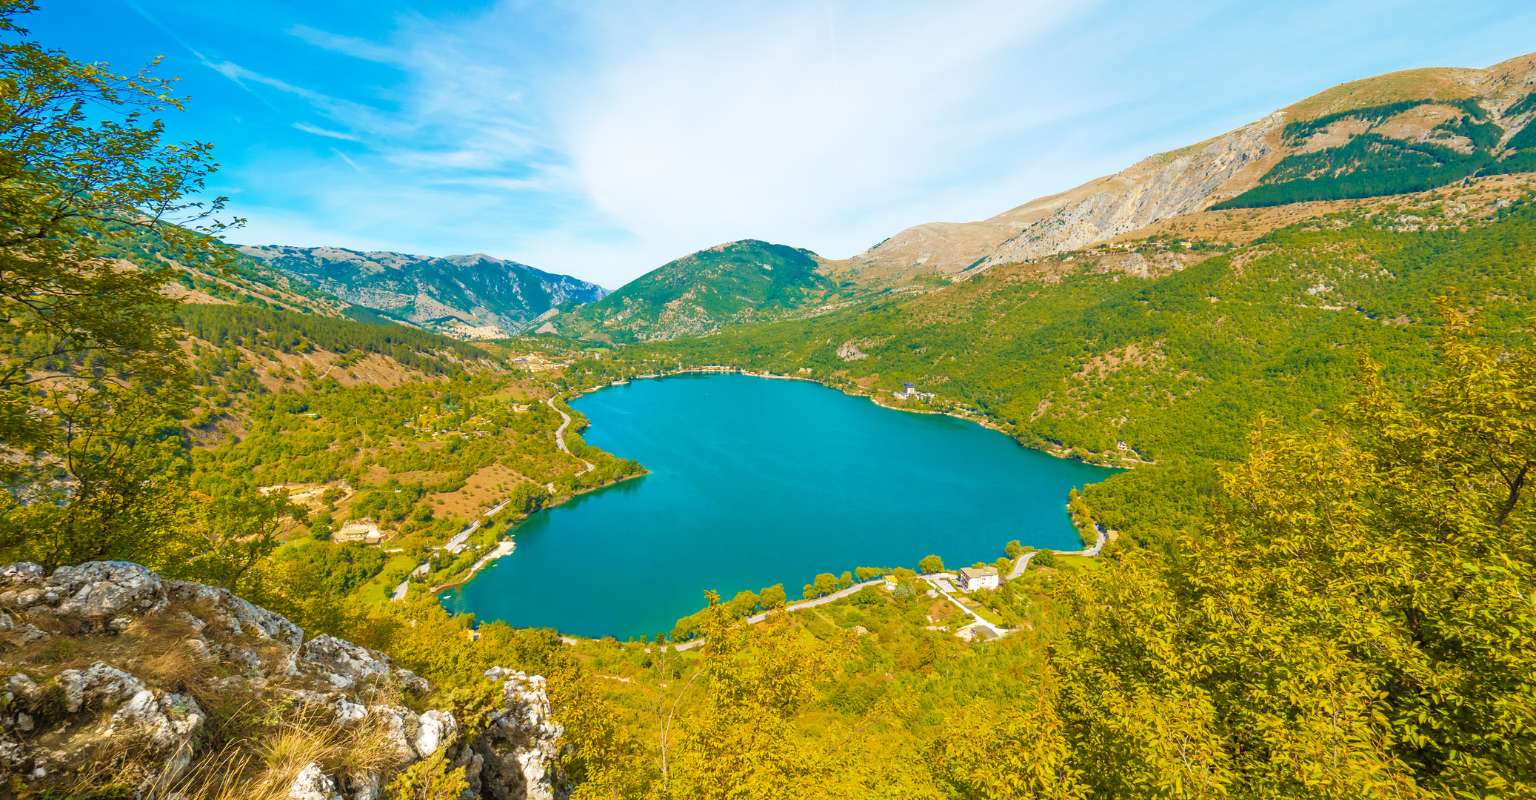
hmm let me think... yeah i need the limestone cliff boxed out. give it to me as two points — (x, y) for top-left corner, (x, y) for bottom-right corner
(0, 561), (560, 799)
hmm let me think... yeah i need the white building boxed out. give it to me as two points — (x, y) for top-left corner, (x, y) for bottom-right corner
(956, 566), (1000, 592)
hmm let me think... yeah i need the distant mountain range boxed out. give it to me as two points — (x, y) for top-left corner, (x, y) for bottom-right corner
(205, 52), (1536, 345)
(548, 52), (1536, 342)
(238, 245), (607, 339)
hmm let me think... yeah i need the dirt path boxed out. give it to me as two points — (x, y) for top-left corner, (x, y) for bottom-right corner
(922, 573), (1008, 638)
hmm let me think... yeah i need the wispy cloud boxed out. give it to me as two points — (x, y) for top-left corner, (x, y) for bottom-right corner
(554, 1), (1101, 258)
(294, 122), (362, 142)
(330, 147), (364, 173)
(288, 24), (401, 64)
(427, 174), (555, 192)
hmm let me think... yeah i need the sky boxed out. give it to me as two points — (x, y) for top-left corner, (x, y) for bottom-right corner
(30, 0), (1536, 287)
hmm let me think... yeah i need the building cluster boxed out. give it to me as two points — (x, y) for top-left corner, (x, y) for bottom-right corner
(893, 382), (934, 402)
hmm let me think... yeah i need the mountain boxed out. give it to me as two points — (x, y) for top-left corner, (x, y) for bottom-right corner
(835, 52), (1536, 285)
(550, 239), (840, 342)
(239, 245), (608, 339)
(553, 53), (1536, 342)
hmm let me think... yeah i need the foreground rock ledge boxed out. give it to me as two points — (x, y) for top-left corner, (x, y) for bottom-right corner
(0, 561), (560, 799)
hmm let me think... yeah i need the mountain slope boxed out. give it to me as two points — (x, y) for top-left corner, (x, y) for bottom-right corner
(582, 174), (1536, 538)
(551, 239), (839, 342)
(836, 51), (1536, 285)
(240, 245), (607, 339)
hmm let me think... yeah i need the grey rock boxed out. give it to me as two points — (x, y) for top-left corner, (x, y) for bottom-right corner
(472, 669), (563, 800)
(300, 635), (394, 689)
(288, 761), (342, 800)
(414, 709), (457, 758)
(0, 562), (564, 799)
(167, 580), (303, 649)
(48, 561), (167, 630)
(58, 662), (146, 713)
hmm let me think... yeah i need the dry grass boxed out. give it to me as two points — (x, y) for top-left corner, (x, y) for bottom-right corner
(4, 599), (427, 799)
(1284, 67), (1482, 121)
(427, 462), (532, 519)
(146, 700), (411, 800)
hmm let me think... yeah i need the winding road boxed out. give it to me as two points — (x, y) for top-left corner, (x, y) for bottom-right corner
(389, 397), (606, 602)
(669, 523), (1113, 647)
(1004, 523), (1109, 580)
(1006, 551), (1036, 580)
(547, 395), (594, 475)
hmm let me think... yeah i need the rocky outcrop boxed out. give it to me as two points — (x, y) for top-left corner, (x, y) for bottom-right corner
(0, 561), (561, 798)
(469, 668), (563, 800)
(842, 114), (1282, 283)
(977, 115), (1281, 268)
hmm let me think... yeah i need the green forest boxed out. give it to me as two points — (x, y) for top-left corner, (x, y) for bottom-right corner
(1213, 98), (1526, 209)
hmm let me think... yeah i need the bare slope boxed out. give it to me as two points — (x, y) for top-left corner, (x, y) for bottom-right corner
(836, 52), (1536, 284)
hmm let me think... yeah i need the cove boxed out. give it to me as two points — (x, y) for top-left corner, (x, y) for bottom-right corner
(441, 374), (1118, 639)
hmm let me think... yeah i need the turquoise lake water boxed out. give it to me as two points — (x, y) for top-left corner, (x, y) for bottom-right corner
(441, 374), (1117, 639)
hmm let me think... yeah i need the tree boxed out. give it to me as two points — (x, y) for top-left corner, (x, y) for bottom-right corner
(1044, 319), (1536, 798)
(1004, 539), (1025, 558)
(726, 589), (760, 618)
(918, 554), (945, 574)
(0, 0), (234, 564)
(930, 675), (1087, 800)
(812, 572), (837, 597)
(759, 584), (787, 609)
(166, 489), (303, 595)
(837, 570), (853, 589)
(1032, 550), (1056, 569)
(666, 596), (836, 799)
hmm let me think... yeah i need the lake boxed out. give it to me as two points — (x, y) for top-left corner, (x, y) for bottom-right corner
(441, 374), (1118, 639)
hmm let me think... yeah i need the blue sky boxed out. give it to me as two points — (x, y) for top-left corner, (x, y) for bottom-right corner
(30, 1), (1536, 287)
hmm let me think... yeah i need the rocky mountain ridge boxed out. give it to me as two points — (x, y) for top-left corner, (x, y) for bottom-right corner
(836, 51), (1536, 284)
(241, 245), (608, 340)
(0, 561), (560, 799)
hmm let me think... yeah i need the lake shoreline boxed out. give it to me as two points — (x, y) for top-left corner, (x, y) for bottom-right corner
(446, 370), (1118, 639)
(572, 366), (1138, 470)
(427, 470), (650, 595)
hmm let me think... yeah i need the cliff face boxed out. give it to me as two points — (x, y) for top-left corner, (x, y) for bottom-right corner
(0, 561), (559, 799)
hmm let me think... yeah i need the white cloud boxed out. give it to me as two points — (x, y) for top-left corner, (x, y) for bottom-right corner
(330, 148), (364, 173)
(152, 0), (1536, 287)
(552, 1), (1100, 262)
